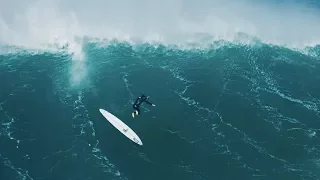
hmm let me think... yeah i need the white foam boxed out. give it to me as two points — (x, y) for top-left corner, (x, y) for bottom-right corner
(0, 0), (84, 59)
(0, 0), (319, 54)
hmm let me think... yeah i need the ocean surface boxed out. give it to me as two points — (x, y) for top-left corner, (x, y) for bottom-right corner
(1, 1), (320, 180)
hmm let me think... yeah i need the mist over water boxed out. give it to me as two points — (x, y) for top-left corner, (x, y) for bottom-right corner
(1, 0), (320, 53)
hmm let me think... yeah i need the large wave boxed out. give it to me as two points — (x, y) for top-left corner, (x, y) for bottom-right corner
(1, 0), (320, 57)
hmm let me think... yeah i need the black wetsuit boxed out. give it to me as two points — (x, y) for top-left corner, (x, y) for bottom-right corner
(133, 95), (153, 115)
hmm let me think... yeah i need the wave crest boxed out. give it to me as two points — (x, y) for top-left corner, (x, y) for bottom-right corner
(0, 0), (320, 59)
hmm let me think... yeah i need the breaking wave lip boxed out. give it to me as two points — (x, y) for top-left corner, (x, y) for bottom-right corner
(1, 0), (320, 59)
(0, 34), (319, 60)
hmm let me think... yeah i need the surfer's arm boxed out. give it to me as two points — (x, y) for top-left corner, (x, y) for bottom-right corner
(144, 100), (155, 106)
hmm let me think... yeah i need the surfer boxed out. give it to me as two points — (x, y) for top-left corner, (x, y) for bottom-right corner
(132, 94), (155, 118)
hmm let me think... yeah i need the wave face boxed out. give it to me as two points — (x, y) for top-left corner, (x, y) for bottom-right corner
(1, 40), (320, 180)
(1, 1), (320, 180)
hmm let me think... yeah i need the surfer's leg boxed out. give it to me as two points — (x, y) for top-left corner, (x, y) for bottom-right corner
(132, 105), (140, 118)
(132, 104), (137, 118)
(132, 110), (139, 118)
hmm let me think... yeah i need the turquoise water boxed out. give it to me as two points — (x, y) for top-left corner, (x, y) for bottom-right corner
(1, 0), (320, 179)
(1, 40), (320, 180)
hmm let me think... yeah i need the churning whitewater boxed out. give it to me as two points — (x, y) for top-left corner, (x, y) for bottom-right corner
(1, 0), (320, 180)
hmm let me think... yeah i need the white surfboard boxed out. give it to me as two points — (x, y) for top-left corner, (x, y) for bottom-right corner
(99, 109), (143, 146)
